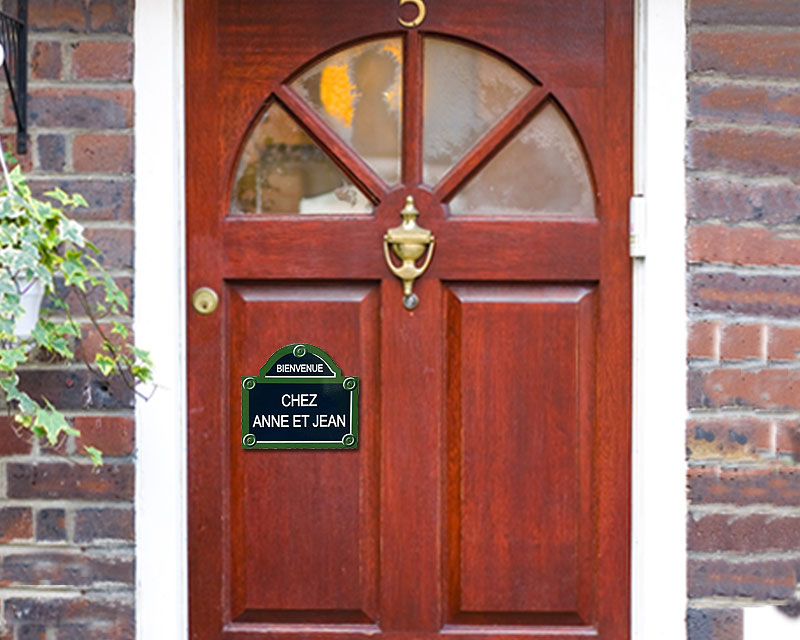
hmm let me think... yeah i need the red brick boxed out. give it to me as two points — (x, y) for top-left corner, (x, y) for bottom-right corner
(74, 508), (133, 542)
(74, 417), (134, 457)
(56, 625), (122, 640)
(688, 369), (707, 408)
(689, 225), (800, 267)
(689, 320), (718, 359)
(0, 552), (133, 587)
(687, 608), (742, 640)
(690, 82), (800, 128)
(691, 31), (800, 79)
(694, 368), (800, 410)
(769, 326), (800, 362)
(690, 272), (800, 318)
(689, 467), (800, 506)
(16, 368), (134, 411)
(29, 179), (133, 221)
(689, 128), (800, 178)
(84, 227), (134, 268)
(691, 0), (800, 26)
(774, 418), (800, 459)
(5, 598), (133, 636)
(689, 558), (797, 600)
(37, 134), (66, 172)
(73, 134), (133, 173)
(71, 41), (132, 80)
(75, 321), (131, 363)
(6, 463), (134, 501)
(89, 0), (133, 34)
(688, 177), (800, 224)
(687, 417), (771, 460)
(689, 512), (800, 552)
(0, 416), (33, 455)
(0, 508), (32, 542)
(28, 0), (87, 32)
(15, 89), (132, 129)
(0, 133), (32, 171)
(16, 626), (45, 640)
(36, 508), (66, 541)
(39, 430), (71, 456)
(719, 322), (763, 360)
(31, 41), (62, 80)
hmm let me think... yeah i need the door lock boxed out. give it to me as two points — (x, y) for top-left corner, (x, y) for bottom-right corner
(383, 196), (435, 310)
(192, 287), (219, 315)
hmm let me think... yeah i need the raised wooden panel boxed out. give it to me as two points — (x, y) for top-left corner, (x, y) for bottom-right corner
(227, 282), (380, 624)
(445, 284), (596, 626)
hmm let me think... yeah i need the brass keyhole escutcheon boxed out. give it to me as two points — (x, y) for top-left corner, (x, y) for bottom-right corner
(192, 287), (219, 315)
(383, 196), (435, 310)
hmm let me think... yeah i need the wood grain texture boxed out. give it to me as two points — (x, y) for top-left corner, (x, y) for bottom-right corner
(227, 283), (380, 623)
(187, 1), (632, 638)
(445, 285), (596, 625)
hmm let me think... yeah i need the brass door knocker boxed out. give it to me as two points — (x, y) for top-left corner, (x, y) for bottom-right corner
(383, 196), (435, 310)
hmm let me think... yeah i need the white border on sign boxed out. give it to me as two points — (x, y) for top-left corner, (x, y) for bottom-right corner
(133, 0), (688, 637)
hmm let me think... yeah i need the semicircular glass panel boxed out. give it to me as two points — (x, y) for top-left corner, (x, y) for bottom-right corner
(230, 102), (372, 215)
(449, 102), (595, 217)
(423, 37), (536, 187)
(292, 38), (403, 185)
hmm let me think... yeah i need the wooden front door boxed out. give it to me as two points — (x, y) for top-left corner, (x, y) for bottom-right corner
(186, 2), (632, 639)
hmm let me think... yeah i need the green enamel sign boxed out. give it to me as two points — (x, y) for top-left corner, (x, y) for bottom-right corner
(241, 344), (359, 450)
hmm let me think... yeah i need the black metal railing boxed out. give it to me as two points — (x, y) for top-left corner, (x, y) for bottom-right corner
(0, 0), (27, 154)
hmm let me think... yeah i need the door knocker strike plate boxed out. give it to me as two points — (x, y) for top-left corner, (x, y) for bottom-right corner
(383, 196), (435, 310)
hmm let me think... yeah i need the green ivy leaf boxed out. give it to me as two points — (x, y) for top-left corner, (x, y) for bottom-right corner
(0, 347), (26, 371)
(84, 445), (103, 467)
(110, 321), (129, 338)
(72, 194), (89, 209)
(0, 166), (154, 467)
(102, 274), (128, 311)
(35, 402), (71, 445)
(60, 218), (85, 247)
(44, 187), (70, 206)
(94, 353), (116, 377)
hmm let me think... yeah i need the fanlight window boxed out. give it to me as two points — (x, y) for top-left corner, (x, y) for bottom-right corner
(293, 38), (403, 186)
(422, 37), (535, 187)
(230, 35), (595, 218)
(231, 102), (372, 215)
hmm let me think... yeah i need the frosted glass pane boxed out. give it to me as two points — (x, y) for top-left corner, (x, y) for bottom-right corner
(230, 103), (372, 215)
(423, 37), (534, 186)
(293, 38), (403, 185)
(449, 103), (595, 217)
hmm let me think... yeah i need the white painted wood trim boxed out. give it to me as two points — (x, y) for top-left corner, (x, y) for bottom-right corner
(132, 1), (687, 637)
(133, 0), (187, 638)
(631, 0), (687, 638)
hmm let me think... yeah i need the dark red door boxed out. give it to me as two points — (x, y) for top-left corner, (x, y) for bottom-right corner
(186, 2), (632, 639)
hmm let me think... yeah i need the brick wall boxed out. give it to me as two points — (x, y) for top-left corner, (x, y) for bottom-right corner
(0, 1), (135, 639)
(686, 0), (800, 638)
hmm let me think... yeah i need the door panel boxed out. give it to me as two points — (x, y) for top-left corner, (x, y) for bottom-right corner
(227, 283), (381, 623)
(187, 2), (632, 639)
(445, 285), (595, 622)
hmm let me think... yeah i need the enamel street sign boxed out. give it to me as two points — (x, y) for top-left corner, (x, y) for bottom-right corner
(241, 344), (359, 450)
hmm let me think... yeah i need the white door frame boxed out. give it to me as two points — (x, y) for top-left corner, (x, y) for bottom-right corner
(133, 1), (687, 637)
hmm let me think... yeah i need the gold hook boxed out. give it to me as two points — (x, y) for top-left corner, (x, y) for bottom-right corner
(383, 196), (435, 310)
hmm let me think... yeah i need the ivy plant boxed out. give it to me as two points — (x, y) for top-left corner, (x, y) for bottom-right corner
(0, 159), (152, 466)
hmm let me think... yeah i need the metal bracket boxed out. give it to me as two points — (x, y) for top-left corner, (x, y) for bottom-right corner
(629, 194), (646, 258)
(0, 1), (27, 155)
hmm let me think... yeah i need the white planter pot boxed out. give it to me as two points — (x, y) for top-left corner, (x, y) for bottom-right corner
(16, 279), (45, 339)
